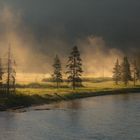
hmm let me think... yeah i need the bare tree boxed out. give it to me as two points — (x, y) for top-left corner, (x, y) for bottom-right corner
(6, 46), (16, 94)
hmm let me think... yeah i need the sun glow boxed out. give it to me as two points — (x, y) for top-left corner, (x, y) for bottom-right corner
(16, 73), (50, 84)
(0, 7), (124, 83)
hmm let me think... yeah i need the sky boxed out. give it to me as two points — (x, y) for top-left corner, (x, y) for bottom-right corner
(0, 0), (139, 77)
(0, 0), (139, 50)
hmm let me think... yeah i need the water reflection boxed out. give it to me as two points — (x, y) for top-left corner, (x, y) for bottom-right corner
(52, 100), (82, 109)
(0, 93), (140, 140)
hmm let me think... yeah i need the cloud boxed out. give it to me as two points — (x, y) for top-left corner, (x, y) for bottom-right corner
(77, 36), (123, 77)
(0, 6), (138, 81)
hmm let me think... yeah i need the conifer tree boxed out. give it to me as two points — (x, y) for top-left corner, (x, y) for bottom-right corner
(0, 58), (3, 85)
(66, 46), (83, 89)
(113, 59), (121, 85)
(121, 56), (132, 86)
(132, 60), (140, 86)
(52, 55), (63, 88)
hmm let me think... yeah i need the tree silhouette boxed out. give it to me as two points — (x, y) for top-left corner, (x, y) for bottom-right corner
(0, 58), (4, 85)
(113, 59), (121, 85)
(66, 46), (83, 90)
(121, 56), (132, 86)
(6, 46), (16, 93)
(132, 60), (140, 86)
(52, 55), (63, 88)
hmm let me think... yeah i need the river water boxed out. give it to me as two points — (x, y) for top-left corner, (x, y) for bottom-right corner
(0, 93), (140, 140)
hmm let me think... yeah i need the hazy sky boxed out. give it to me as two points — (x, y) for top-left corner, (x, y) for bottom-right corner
(0, 0), (139, 75)
(0, 0), (139, 52)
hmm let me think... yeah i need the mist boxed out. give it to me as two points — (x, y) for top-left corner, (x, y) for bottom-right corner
(0, 6), (138, 82)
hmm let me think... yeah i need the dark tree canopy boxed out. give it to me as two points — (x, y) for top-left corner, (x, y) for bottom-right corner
(52, 55), (63, 88)
(121, 56), (132, 86)
(66, 46), (83, 89)
(0, 58), (3, 84)
(113, 59), (121, 85)
(132, 60), (140, 86)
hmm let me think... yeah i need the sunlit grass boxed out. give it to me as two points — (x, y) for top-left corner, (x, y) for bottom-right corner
(16, 81), (140, 96)
(0, 80), (140, 109)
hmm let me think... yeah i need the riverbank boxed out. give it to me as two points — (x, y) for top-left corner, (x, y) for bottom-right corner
(0, 86), (140, 111)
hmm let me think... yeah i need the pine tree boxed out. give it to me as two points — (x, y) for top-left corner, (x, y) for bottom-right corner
(0, 58), (3, 85)
(121, 56), (132, 86)
(52, 55), (63, 88)
(113, 59), (121, 85)
(66, 46), (83, 89)
(132, 60), (140, 86)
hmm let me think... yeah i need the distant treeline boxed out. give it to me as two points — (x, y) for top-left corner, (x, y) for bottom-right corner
(113, 57), (140, 86)
(1, 46), (139, 92)
(42, 77), (112, 83)
(43, 46), (140, 89)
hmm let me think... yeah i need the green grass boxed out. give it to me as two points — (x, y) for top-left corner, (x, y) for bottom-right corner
(0, 80), (140, 110)
(16, 81), (140, 95)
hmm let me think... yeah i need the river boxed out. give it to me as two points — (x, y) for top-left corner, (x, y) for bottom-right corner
(0, 93), (140, 140)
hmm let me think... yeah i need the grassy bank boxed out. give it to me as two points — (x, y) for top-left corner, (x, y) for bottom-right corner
(0, 81), (140, 111)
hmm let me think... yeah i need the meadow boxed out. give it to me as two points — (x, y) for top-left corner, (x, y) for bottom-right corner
(16, 78), (140, 95)
(0, 78), (140, 110)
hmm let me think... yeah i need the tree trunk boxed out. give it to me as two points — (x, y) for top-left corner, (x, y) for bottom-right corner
(125, 80), (128, 86)
(57, 81), (59, 89)
(116, 80), (118, 85)
(134, 73), (136, 86)
(73, 79), (75, 90)
(73, 57), (76, 90)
